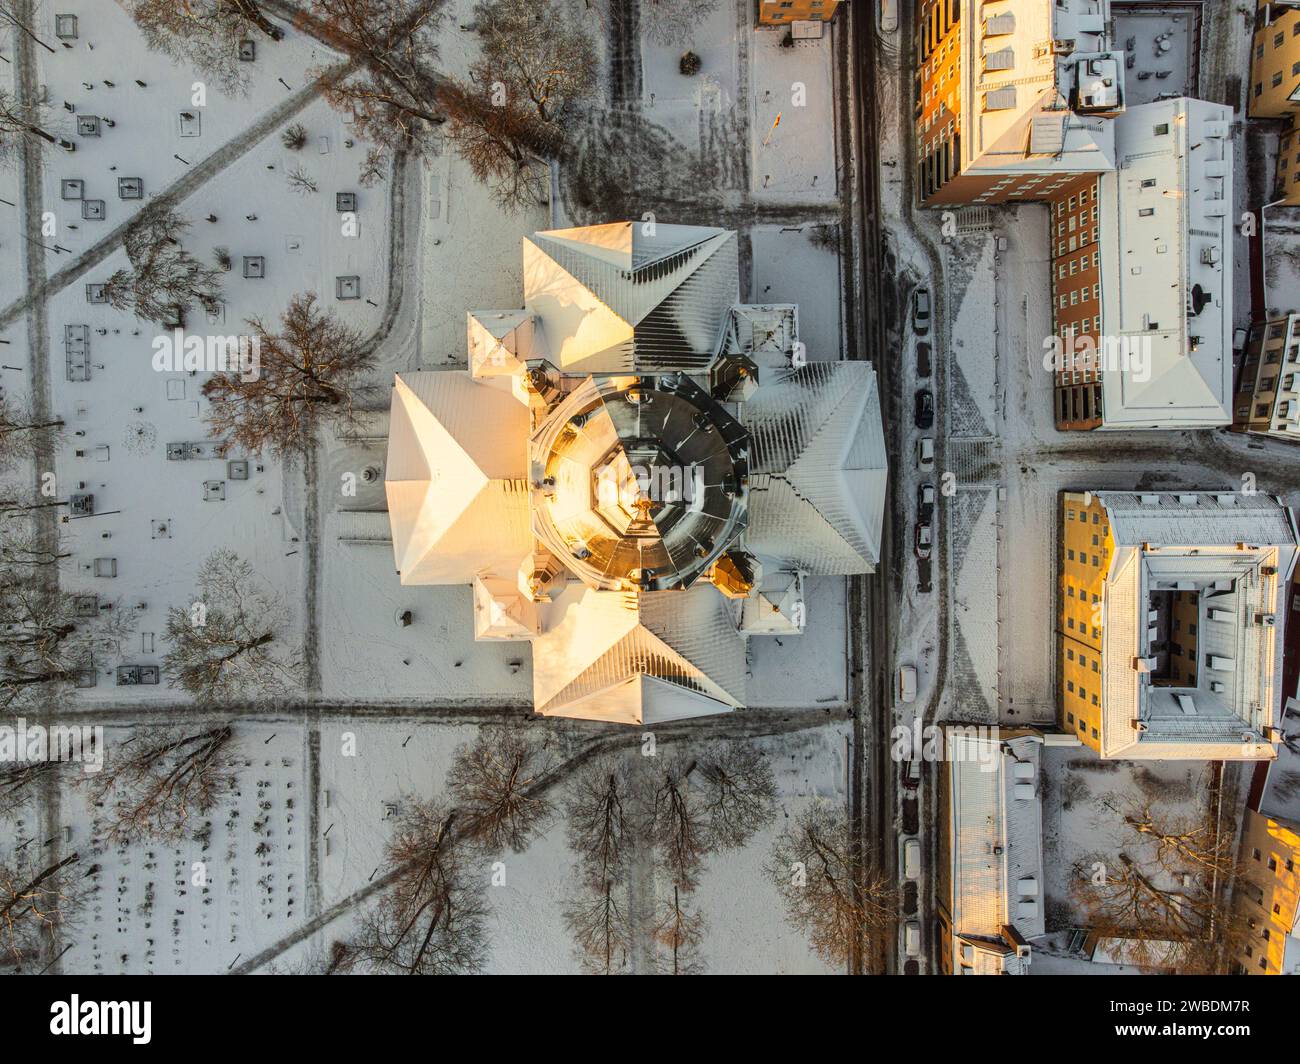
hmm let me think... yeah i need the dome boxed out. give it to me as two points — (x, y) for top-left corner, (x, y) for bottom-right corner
(529, 373), (749, 592)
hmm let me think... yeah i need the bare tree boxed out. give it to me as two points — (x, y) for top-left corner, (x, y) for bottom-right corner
(102, 203), (224, 326)
(0, 579), (134, 710)
(201, 292), (379, 458)
(438, 82), (561, 210)
(0, 395), (63, 476)
(645, 753), (710, 890)
(311, 0), (449, 157)
(285, 164), (319, 195)
(348, 799), (488, 974)
(446, 727), (557, 852)
(472, 0), (596, 124)
(357, 146), (389, 187)
(281, 122), (309, 150)
(0, 86), (73, 154)
(0, 852), (79, 972)
(0, 760), (65, 818)
(1108, 796), (1236, 879)
(767, 802), (897, 967)
(694, 741), (777, 848)
(562, 876), (631, 975)
(653, 884), (704, 975)
(162, 549), (302, 704)
(82, 725), (238, 843)
(123, 0), (284, 96)
(565, 756), (635, 890)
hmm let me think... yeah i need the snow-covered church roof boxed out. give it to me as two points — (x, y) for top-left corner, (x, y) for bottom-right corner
(381, 221), (887, 725)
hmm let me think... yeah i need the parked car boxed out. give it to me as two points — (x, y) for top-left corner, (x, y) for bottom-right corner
(912, 287), (931, 336)
(917, 436), (934, 471)
(879, 0), (898, 33)
(902, 838), (921, 880)
(1233, 327), (1248, 355)
(897, 664), (917, 704)
(914, 388), (934, 430)
(914, 522), (932, 560)
(916, 341), (932, 379)
(904, 921), (921, 957)
(917, 482), (935, 522)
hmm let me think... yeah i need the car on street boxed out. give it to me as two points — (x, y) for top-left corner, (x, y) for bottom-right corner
(917, 436), (934, 471)
(879, 0), (898, 32)
(914, 388), (934, 430)
(912, 287), (931, 336)
(916, 341), (931, 379)
(914, 522), (932, 560)
(904, 921), (921, 957)
(897, 664), (917, 704)
(917, 482), (935, 522)
(902, 838), (920, 880)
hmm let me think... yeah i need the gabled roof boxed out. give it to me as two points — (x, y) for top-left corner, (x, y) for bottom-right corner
(523, 222), (739, 374)
(741, 361), (886, 573)
(532, 584), (745, 723)
(385, 372), (532, 584)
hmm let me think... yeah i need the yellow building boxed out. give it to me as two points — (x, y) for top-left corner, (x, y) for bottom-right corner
(1250, 1), (1300, 119)
(1056, 491), (1298, 759)
(1250, 2), (1300, 205)
(1234, 810), (1300, 974)
(756, 0), (841, 26)
(1232, 313), (1300, 439)
(1059, 492), (1112, 749)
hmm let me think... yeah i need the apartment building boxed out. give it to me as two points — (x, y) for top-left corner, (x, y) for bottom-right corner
(757, 0), (840, 26)
(1052, 98), (1234, 431)
(915, 0), (1123, 207)
(1251, 2), (1300, 205)
(1057, 491), (1298, 759)
(935, 729), (1044, 974)
(1250, 1), (1300, 119)
(1233, 313), (1300, 438)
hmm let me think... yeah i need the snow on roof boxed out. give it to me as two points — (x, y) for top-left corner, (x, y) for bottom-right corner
(384, 372), (532, 585)
(531, 583), (745, 724)
(962, 0), (1118, 178)
(945, 730), (1045, 974)
(379, 221), (886, 725)
(522, 222), (738, 374)
(741, 361), (886, 573)
(1093, 492), (1298, 758)
(1098, 98), (1234, 428)
(1097, 491), (1297, 548)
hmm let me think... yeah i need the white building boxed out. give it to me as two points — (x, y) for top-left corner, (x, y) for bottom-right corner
(382, 222), (887, 725)
(938, 729), (1045, 975)
(1066, 491), (1297, 759)
(1093, 98), (1235, 429)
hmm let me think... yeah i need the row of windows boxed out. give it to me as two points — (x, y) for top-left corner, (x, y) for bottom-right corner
(1064, 712), (1100, 742)
(1065, 548), (1104, 567)
(1057, 250), (1099, 279)
(1058, 284), (1101, 309)
(1064, 646), (1100, 672)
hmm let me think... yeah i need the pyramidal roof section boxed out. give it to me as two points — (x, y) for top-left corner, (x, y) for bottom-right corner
(532, 585), (746, 721)
(385, 372), (532, 585)
(523, 222), (738, 373)
(741, 361), (886, 572)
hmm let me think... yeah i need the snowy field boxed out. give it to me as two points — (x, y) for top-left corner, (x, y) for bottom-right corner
(0, 0), (866, 978)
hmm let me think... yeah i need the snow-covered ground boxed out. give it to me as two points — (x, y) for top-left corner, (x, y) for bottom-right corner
(0, 0), (864, 977)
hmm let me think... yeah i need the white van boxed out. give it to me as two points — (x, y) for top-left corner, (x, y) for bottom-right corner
(897, 664), (918, 704)
(879, 0), (899, 33)
(902, 837), (920, 880)
(904, 921), (921, 957)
